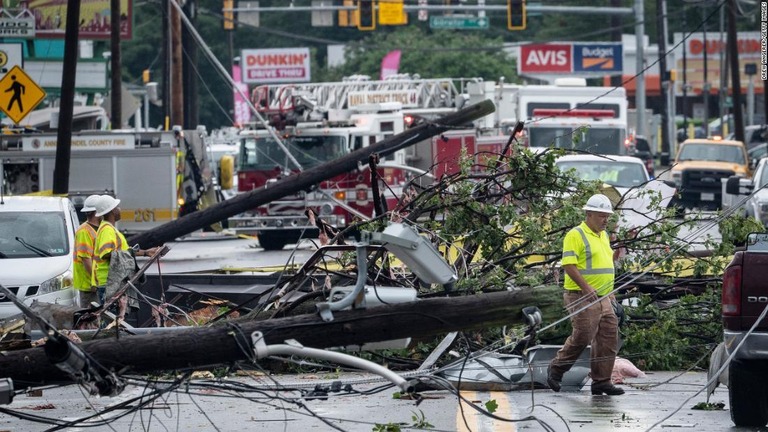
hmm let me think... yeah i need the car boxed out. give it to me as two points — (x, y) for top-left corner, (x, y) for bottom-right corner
(747, 143), (768, 166)
(628, 135), (655, 177)
(555, 154), (651, 195)
(676, 126), (707, 143)
(727, 124), (768, 151)
(0, 196), (78, 320)
(671, 138), (750, 210)
(725, 157), (768, 226)
(554, 154), (677, 227)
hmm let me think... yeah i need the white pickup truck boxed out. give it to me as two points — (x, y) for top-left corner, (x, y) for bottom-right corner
(0, 196), (78, 320)
(724, 157), (768, 227)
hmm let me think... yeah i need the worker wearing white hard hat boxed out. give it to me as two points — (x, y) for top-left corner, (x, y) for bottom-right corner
(92, 195), (160, 305)
(74, 194), (103, 307)
(80, 194), (101, 213)
(548, 194), (624, 396)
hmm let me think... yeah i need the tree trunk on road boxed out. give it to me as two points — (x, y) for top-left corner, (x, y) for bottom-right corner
(1, 286), (560, 386)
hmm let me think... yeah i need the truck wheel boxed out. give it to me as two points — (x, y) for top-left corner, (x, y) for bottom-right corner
(729, 360), (768, 427)
(257, 232), (298, 251)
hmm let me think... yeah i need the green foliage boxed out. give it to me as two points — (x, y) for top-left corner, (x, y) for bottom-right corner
(371, 410), (432, 431)
(485, 399), (498, 414)
(692, 401), (725, 411)
(329, 26), (517, 82)
(410, 410), (434, 429)
(718, 214), (766, 249)
(621, 288), (722, 371)
(372, 423), (401, 432)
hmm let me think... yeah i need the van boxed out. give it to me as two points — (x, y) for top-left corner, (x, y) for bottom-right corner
(0, 196), (78, 319)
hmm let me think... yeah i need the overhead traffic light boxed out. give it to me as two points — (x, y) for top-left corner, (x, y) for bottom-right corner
(222, 0), (235, 30)
(507, 0), (526, 31)
(357, 0), (376, 31)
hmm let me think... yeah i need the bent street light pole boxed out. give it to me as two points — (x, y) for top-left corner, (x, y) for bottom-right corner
(127, 100), (496, 248)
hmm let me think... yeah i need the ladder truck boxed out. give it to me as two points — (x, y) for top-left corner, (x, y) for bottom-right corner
(228, 75), (468, 250)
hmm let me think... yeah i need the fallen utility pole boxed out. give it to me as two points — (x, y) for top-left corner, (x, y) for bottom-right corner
(0, 288), (556, 386)
(127, 100), (495, 248)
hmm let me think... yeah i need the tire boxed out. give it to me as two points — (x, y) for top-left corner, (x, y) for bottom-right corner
(729, 360), (768, 427)
(257, 231), (297, 251)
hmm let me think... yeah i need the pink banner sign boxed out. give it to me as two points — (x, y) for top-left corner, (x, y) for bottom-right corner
(233, 65), (250, 126)
(380, 50), (402, 80)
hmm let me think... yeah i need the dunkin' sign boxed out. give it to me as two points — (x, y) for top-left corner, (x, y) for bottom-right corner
(241, 48), (311, 84)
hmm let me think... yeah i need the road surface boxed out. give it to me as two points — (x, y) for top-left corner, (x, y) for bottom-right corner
(0, 371), (748, 431)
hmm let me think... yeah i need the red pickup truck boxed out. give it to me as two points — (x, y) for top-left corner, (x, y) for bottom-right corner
(722, 232), (768, 427)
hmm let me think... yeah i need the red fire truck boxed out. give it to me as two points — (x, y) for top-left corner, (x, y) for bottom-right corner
(228, 75), (465, 250)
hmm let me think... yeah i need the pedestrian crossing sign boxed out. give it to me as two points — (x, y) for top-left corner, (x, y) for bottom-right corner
(0, 65), (46, 124)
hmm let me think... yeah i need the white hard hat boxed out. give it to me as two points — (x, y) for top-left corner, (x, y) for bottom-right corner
(582, 194), (614, 214)
(95, 195), (121, 217)
(80, 194), (101, 213)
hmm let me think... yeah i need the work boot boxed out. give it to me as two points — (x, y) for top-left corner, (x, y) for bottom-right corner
(546, 364), (562, 392)
(590, 383), (625, 395)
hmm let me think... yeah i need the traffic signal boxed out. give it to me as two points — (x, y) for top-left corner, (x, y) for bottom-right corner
(357, 0), (376, 31)
(222, 0), (235, 30)
(507, 0), (526, 31)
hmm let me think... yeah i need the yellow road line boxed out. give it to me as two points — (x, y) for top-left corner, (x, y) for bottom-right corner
(456, 390), (479, 432)
(456, 390), (516, 432)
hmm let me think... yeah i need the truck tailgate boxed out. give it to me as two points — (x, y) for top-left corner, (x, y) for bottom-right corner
(740, 252), (768, 330)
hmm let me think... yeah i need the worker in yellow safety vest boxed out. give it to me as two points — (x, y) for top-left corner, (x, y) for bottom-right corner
(92, 195), (160, 305)
(73, 195), (103, 308)
(547, 194), (624, 396)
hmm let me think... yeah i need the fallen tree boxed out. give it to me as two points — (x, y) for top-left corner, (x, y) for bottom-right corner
(0, 288), (560, 386)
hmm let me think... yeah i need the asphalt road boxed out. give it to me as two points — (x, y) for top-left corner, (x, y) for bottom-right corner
(0, 371), (752, 431)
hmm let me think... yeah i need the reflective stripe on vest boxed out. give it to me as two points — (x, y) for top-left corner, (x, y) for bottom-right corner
(573, 226), (614, 275)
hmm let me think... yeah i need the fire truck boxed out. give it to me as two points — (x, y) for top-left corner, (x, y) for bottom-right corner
(418, 77), (630, 178)
(228, 75), (466, 250)
(468, 77), (629, 154)
(0, 128), (216, 234)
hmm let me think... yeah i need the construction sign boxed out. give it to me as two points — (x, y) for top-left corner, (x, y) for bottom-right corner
(0, 65), (46, 124)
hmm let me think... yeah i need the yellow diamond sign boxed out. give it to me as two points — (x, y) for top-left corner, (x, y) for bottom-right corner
(0, 65), (46, 124)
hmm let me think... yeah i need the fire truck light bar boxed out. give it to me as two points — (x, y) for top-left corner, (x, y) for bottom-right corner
(532, 109), (615, 118)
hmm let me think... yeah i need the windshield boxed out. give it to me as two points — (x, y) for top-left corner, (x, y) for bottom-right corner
(528, 126), (624, 154)
(240, 135), (347, 170)
(557, 160), (647, 188)
(0, 212), (69, 258)
(677, 143), (746, 164)
(527, 127), (572, 148)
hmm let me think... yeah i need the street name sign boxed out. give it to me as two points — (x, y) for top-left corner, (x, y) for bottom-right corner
(429, 15), (488, 30)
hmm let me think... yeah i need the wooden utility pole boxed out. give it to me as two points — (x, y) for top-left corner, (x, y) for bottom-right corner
(110, 0), (121, 128)
(656, 0), (671, 166)
(51, 0), (81, 194)
(163, 0), (171, 129)
(127, 100), (495, 248)
(0, 288), (559, 385)
(182, 0), (199, 128)
(726, 0), (744, 143)
(171, 0), (184, 127)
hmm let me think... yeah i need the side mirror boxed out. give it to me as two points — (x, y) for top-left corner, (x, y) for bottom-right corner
(725, 176), (753, 195)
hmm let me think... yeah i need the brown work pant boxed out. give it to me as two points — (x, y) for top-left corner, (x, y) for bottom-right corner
(550, 291), (619, 386)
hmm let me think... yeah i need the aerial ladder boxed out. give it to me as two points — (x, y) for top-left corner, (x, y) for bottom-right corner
(250, 74), (473, 120)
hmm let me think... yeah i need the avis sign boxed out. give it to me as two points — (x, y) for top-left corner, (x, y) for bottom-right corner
(519, 43), (622, 76)
(241, 47), (311, 84)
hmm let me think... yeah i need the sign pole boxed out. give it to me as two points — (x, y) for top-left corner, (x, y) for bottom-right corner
(52, 0), (82, 195)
